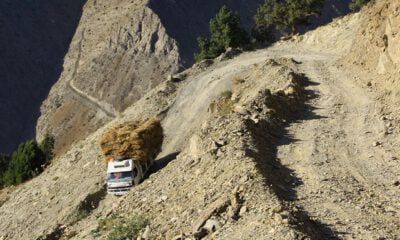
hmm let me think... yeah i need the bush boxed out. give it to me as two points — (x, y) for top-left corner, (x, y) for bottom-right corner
(2, 140), (45, 185)
(106, 214), (148, 240)
(1, 135), (54, 187)
(349, 0), (372, 11)
(39, 133), (55, 163)
(195, 6), (249, 62)
(254, 0), (324, 38)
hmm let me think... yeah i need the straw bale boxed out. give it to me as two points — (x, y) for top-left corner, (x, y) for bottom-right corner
(100, 118), (163, 162)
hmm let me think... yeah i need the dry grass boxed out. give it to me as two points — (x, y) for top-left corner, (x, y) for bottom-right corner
(100, 118), (163, 162)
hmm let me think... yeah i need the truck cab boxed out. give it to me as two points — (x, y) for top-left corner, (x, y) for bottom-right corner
(106, 157), (151, 195)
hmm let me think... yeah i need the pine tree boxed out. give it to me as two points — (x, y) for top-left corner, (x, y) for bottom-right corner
(254, 0), (324, 39)
(39, 133), (55, 164)
(3, 140), (45, 186)
(195, 6), (249, 62)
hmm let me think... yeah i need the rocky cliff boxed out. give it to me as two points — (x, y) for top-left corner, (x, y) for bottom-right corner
(345, 0), (400, 98)
(347, 1), (400, 74)
(35, 0), (265, 154)
(0, 0), (86, 153)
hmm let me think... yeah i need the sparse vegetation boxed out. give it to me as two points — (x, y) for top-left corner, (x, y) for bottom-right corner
(195, 6), (249, 62)
(73, 208), (90, 223)
(93, 214), (148, 240)
(221, 90), (233, 99)
(210, 91), (236, 116)
(1, 135), (55, 187)
(254, 0), (324, 39)
(350, 0), (372, 11)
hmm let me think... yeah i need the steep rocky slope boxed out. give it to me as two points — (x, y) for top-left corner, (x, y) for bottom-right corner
(0, 48), (313, 240)
(36, 0), (264, 154)
(0, 0), (86, 153)
(345, 0), (400, 101)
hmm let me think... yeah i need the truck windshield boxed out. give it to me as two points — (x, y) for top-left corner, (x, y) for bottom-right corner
(107, 171), (133, 180)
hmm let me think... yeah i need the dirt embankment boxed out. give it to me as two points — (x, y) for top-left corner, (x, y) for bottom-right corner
(344, 1), (400, 100)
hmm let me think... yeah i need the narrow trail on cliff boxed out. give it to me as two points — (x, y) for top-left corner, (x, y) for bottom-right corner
(68, 29), (119, 118)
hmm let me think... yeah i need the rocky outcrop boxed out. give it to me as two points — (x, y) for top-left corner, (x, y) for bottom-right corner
(0, 0), (86, 153)
(346, 1), (400, 77)
(36, 0), (264, 154)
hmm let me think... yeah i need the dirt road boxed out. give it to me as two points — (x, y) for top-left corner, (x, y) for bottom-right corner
(160, 39), (399, 238)
(273, 48), (400, 239)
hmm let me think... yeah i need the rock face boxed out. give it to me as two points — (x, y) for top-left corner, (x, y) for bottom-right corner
(346, 1), (400, 77)
(36, 0), (264, 154)
(0, 0), (86, 153)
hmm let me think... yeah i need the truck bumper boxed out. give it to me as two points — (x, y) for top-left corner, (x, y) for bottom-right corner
(107, 187), (132, 195)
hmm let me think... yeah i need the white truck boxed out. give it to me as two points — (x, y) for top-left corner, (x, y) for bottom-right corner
(106, 157), (153, 195)
(100, 118), (163, 196)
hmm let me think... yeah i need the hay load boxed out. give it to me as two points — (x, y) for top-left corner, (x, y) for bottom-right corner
(100, 118), (163, 162)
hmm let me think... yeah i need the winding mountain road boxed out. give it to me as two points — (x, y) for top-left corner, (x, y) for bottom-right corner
(68, 29), (119, 118)
(164, 41), (400, 238)
(271, 47), (400, 238)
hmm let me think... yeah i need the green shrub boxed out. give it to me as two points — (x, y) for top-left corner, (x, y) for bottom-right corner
(72, 209), (90, 223)
(254, 0), (324, 38)
(221, 90), (233, 99)
(195, 6), (249, 62)
(1, 135), (54, 187)
(39, 133), (55, 163)
(2, 140), (45, 185)
(349, 0), (372, 11)
(107, 214), (148, 240)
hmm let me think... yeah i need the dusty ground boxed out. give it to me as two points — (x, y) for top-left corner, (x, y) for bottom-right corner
(275, 50), (400, 239)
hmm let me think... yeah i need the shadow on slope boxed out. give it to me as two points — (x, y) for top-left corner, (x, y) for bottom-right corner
(0, 0), (87, 153)
(246, 75), (340, 239)
(148, 151), (181, 177)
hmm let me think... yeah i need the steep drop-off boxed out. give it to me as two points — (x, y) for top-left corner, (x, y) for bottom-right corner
(0, 0), (86, 153)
